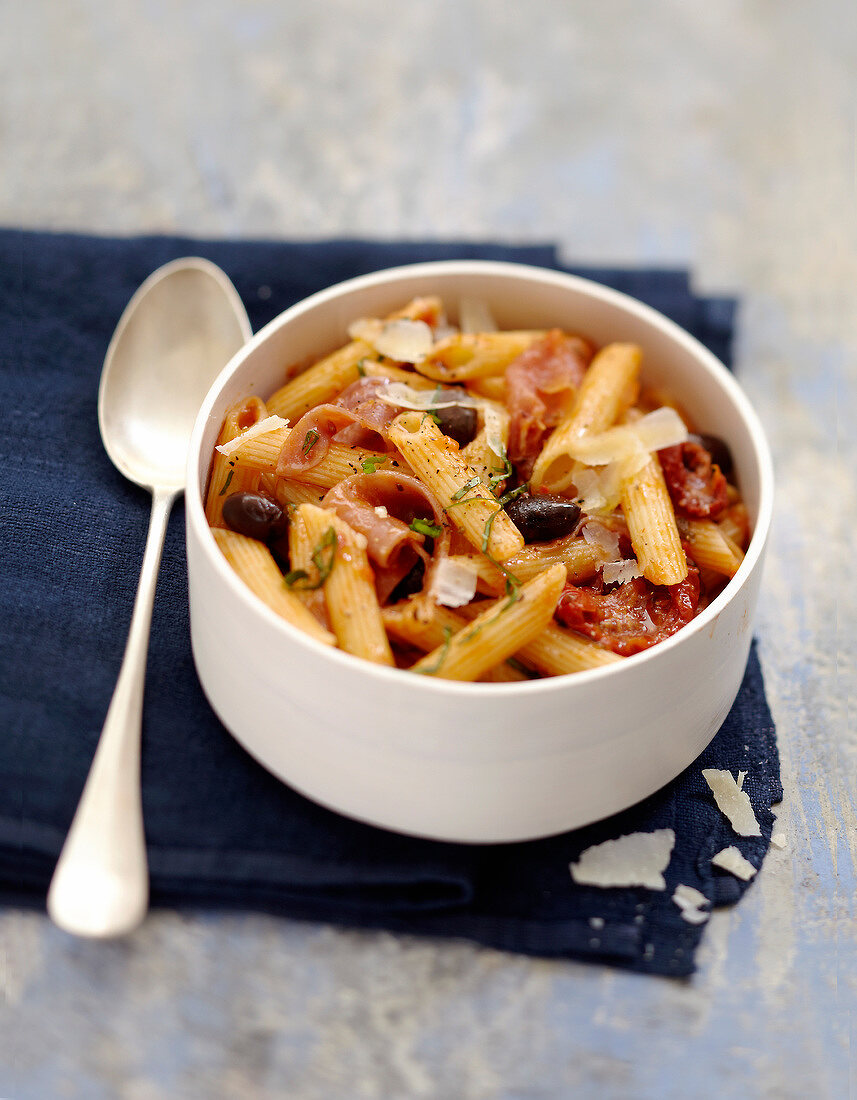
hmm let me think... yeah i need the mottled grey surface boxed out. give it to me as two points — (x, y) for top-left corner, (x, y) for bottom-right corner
(4, 1), (856, 1097)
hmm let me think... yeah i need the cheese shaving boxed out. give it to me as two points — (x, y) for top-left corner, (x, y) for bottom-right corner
(429, 556), (478, 608)
(582, 521), (621, 561)
(602, 558), (642, 585)
(711, 846), (757, 880)
(347, 317), (384, 344)
(215, 415), (289, 457)
(770, 826), (787, 850)
(458, 296), (498, 334)
(672, 884), (710, 925)
(567, 407), (688, 468)
(573, 463), (626, 515)
(702, 769), (762, 837)
(373, 319), (434, 363)
(569, 828), (675, 889)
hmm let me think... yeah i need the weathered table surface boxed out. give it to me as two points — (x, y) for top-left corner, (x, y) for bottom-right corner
(4, 2), (855, 1097)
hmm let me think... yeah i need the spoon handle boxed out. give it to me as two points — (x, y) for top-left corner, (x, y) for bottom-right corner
(47, 487), (177, 938)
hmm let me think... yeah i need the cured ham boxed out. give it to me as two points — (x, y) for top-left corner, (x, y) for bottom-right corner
(506, 329), (594, 472)
(277, 378), (402, 475)
(322, 472), (449, 602)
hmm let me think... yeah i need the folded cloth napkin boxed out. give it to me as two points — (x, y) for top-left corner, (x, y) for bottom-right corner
(0, 230), (780, 976)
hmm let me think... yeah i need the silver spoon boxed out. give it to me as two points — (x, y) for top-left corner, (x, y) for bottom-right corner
(47, 257), (252, 938)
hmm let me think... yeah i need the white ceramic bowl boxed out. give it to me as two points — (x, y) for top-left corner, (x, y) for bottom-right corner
(186, 261), (773, 843)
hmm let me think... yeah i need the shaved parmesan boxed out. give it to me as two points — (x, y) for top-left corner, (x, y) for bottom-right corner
(702, 769), (762, 837)
(602, 558), (642, 585)
(347, 317), (384, 344)
(770, 827), (787, 850)
(215, 415), (289, 457)
(672, 884), (710, 925)
(569, 828), (675, 889)
(373, 319), (434, 363)
(373, 505), (389, 519)
(567, 407), (687, 469)
(582, 521), (621, 561)
(430, 557), (478, 608)
(711, 846), (757, 880)
(458, 297), (498, 334)
(574, 463), (625, 515)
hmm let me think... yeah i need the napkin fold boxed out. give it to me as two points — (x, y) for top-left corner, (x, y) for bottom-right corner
(0, 230), (779, 975)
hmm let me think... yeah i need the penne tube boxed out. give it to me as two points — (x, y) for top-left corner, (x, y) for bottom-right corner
(503, 536), (602, 586)
(718, 502), (750, 550)
(621, 457), (687, 585)
(205, 396), (267, 526)
(466, 375), (507, 403)
(459, 403), (511, 486)
(456, 601), (622, 675)
(211, 528), (335, 647)
(449, 534), (602, 596)
(410, 563), (566, 681)
(387, 412), (524, 562)
(297, 504), (394, 666)
(530, 343), (641, 492)
(382, 601), (529, 682)
(361, 362), (438, 388)
(677, 517), (743, 578)
(227, 423), (394, 488)
(262, 474), (327, 509)
(415, 331), (545, 382)
(266, 296), (444, 421)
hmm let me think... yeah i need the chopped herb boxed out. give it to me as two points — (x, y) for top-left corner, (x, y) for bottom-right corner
(361, 455), (386, 474)
(488, 446), (513, 494)
(409, 517), (442, 538)
(284, 526), (337, 590)
(302, 428), (320, 455)
(421, 410), (442, 426)
(356, 358), (368, 377)
(218, 468), (234, 495)
(415, 626), (453, 676)
(451, 476), (481, 502)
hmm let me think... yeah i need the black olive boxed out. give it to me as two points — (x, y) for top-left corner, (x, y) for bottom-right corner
(434, 405), (478, 448)
(222, 491), (289, 542)
(504, 494), (581, 543)
(689, 432), (733, 477)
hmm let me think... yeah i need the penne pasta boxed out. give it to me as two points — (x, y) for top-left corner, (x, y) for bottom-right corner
(205, 396), (267, 526)
(410, 563), (566, 681)
(530, 343), (641, 492)
(678, 517), (743, 578)
(387, 412), (524, 562)
(620, 456), (687, 585)
(296, 504), (394, 666)
(415, 331), (545, 382)
(227, 423), (394, 488)
(211, 528), (335, 647)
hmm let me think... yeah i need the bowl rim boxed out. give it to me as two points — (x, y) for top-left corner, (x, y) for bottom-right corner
(187, 259), (774, 697)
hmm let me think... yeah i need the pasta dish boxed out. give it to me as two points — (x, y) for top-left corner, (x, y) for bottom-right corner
(204, 296), (750, 682)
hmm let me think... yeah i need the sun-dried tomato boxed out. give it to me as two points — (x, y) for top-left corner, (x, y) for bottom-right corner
(555, 563), (700, 656)
(658, 440), (728, 518)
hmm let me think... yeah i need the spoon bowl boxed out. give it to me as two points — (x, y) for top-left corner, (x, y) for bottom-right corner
(48, 257), (251, 938)
(99, 257), (251, 490)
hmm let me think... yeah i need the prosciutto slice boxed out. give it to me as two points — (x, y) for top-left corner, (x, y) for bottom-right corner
(506, 329), (594, 472)
(277, 378), (402, 476)
(322, 472), (450, 602)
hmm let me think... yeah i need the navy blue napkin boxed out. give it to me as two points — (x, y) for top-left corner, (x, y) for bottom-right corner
(0, 230), (779, 976)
